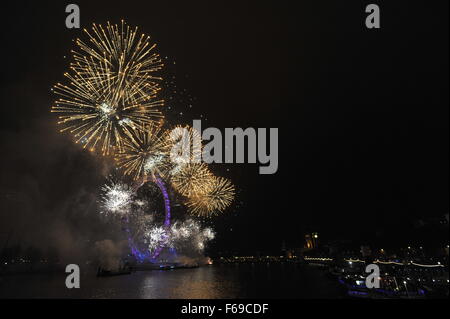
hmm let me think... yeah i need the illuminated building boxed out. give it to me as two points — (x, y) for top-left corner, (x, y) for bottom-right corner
(305, 232), (319, 250)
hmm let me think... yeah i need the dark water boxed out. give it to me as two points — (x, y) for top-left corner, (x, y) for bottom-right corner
(0, 263), (345, 299)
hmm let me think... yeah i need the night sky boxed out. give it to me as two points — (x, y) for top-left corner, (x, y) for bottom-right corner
(0, 1), (448, 258)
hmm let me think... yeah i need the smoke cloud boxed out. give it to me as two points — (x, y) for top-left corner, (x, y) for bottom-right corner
(0, 116), (123, 265)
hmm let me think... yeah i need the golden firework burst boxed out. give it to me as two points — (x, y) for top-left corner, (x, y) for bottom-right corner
(171, 163), (214, 197)
(115, 122), (171, 180)
(51, 21), (164, 155)
(186, 177), (235, 217)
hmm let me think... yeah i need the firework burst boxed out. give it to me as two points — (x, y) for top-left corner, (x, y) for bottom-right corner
(143, 226), (168, 251)
(100, 179), (134, 215)
(168, 219), (215, 252)
(115, 123), (171, 180)
(52, 21), (165, 155)
(171, 163), (214, 197)
(186, 177), (235, 217)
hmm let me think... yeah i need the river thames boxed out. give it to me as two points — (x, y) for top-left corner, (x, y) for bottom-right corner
(0, 263), (345, 299)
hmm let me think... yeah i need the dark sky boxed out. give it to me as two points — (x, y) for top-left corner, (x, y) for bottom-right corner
(0, 1), (448, 257)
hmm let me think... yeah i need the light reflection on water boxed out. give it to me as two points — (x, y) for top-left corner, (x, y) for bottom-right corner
(0, 263), (344, 299)
(139, 266), (240, 299)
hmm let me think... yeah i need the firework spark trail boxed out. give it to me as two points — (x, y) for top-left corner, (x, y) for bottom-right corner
(52, 21), (165, 155)
(171, 163), (214, 197)
(186, 177), (235, 217)
(115, 123), (170, 180)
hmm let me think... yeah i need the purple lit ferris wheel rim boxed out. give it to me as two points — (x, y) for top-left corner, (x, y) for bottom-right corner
(130, 174), (171, 261)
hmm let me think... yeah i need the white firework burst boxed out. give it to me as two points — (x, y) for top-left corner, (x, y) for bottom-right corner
(100, 181), (133, 215)
(144, 226), (168, 251)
